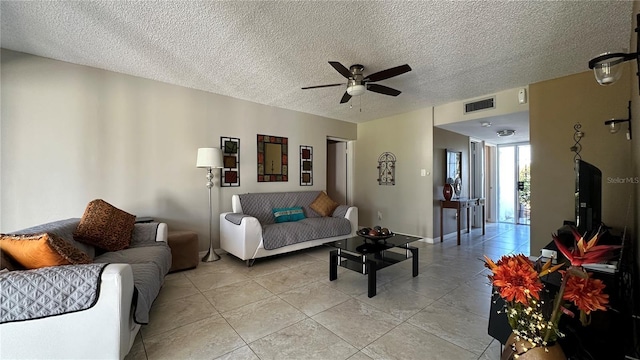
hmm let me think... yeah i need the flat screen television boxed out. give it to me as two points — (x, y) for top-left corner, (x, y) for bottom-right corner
(575, 159), (602, 235)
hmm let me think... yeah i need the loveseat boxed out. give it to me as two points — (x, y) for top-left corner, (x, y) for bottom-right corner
(0, 218), (171, 360)
(220, 191), (357, 265)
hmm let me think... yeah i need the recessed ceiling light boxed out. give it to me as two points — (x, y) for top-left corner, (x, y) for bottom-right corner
(481, 122), (492, 127)
(497, 129), (515, 137)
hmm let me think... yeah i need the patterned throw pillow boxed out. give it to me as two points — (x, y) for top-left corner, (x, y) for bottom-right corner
(0, 233), (91, 269)
(310, 191), (339, 217)
(272, 207), (306, 223)
(74, 199), (136, 251)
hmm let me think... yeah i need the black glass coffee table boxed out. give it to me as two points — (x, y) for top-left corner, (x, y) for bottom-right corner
(326, 234), (421, 297)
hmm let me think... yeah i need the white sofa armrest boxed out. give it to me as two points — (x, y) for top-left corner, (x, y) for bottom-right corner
(0, 263), (136, 360)
(344, 206), (359, 236)
(156, 222), (168, 242)
(220, 212), (263, 261)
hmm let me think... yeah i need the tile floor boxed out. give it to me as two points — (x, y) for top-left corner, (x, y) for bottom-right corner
(125, 223), (530, 360)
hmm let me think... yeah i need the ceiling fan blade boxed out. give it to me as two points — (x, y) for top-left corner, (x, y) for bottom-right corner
(340, 92), (352, 104)
(301, 83), (344, 90)
(365, 64), (412, 82)
(367, 83), (401, 96)
(329, 61), (352, 78)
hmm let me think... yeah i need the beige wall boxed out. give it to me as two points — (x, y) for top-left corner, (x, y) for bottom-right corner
(529, 70), (632, 254)
(1, 50), (356, 251)
(354, 108), (434, 240)
(630, 0), (640, 280)
(432, 127), (470, 238)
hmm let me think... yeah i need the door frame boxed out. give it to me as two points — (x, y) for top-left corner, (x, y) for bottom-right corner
(327, 137), (355, 206)
(469, 138), (485, 227)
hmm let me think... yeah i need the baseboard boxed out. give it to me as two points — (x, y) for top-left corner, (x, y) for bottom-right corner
(421, 237), (436, 244)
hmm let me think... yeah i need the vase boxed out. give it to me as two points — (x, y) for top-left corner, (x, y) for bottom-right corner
(443, 183), (453, 200)
(501, 333), (566, 360)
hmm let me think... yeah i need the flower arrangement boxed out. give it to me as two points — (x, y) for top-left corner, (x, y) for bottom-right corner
(484, 227), (620, 357)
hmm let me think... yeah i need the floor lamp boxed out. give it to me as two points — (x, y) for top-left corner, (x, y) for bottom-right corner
(196, 147), (224, 262)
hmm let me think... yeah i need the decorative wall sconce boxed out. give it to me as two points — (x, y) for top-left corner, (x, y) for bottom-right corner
(604, 101), (632, 140)
(570, 123), (584, 161)
(377, 152), (396, 185)
(588, 14), (640, 91)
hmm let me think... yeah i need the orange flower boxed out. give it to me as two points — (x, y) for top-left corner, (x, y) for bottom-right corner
(563, 272), (609, 314)
(487, 254), (543, 305)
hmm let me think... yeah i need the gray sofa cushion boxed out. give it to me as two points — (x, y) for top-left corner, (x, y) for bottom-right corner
(262, 217), (351, 250)
(239, 191), (322, 225)
(93, 244), (171, 324)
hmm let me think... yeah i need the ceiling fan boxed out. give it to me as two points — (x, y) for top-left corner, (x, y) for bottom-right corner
(302, 61), (412, 104)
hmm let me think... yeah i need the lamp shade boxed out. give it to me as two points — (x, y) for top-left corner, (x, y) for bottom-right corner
(196, 147), (223, 168)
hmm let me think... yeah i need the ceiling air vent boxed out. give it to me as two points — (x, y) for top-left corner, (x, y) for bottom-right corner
(464, 97), (495, 114)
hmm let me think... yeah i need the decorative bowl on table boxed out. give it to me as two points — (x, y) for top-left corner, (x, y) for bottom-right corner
(357, 226), (394, 242)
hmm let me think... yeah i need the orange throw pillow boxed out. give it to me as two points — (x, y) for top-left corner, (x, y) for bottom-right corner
(0, 233), (91, 269)
(310, 191), (339, 217)
(74, 199), (136, 251)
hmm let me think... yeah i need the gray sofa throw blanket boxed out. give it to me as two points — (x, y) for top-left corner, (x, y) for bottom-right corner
(129, 223), (161, 248)
(93, 244), (171, 324)
(262, 217), (351, 250)
(225, 213), (251, 225)
(12, 218), (95, 259)
(239, 191), (322, 225)
(0, 263), (108, 324)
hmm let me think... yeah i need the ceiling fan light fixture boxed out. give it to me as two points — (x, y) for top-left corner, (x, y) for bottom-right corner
(497, 129), (515, 137)
(346, 84), (366, 96)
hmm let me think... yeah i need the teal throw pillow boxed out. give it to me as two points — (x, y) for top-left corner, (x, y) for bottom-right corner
(273, 207), (306, 223)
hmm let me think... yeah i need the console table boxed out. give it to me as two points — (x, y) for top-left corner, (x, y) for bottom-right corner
(439, 198), (485, 245)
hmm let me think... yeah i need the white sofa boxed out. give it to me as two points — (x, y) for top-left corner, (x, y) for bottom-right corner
(0, 219), (169, 360)
(220, 191), (358, 265)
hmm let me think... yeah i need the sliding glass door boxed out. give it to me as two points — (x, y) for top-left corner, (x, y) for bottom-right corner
(498, 144), (531, 224)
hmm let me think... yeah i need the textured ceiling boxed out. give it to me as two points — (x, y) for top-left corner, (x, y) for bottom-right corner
(437, 111), (530, 145)
(0, 1), (634, 123)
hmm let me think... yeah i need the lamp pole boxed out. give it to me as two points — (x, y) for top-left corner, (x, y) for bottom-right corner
(202, 167), (221, 262)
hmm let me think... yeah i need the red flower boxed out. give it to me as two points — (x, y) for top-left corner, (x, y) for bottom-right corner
(487, 254), (543, 305)
(553, 228), (621, 266)
(563, 272), (609, 314)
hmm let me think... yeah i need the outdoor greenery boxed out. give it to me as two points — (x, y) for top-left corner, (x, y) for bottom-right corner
(518, 165), (531, 210)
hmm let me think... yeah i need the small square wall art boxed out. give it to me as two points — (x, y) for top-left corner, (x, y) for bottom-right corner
(221, 137), (240, 187)
(300, 145), (313, 186)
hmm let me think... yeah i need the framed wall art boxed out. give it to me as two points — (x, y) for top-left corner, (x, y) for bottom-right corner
(300, 145), (313, 186)
(257, 134), (288, 182)
(220, 137), (240, 187)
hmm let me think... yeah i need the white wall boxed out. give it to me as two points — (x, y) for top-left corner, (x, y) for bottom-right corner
(434, 87), (529, 126)
(1, 50), (356, 250)
(354, 108), (434, 239)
